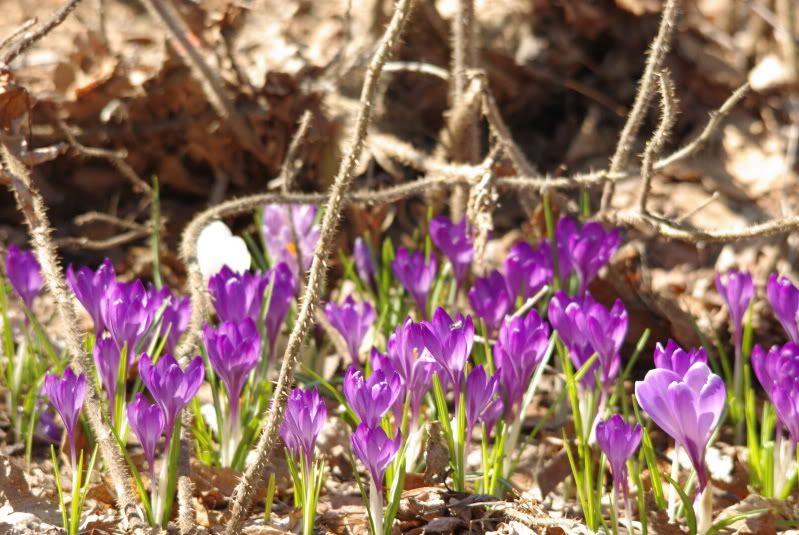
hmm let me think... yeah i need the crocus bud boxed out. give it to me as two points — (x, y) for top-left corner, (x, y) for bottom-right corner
(468, 270), (512, 333)
(280, 387), (327, 466)
(127, 393), (164, 477)
(568, 220), (621, 294)
(752, 343), (799, 444)
(93, 337), (121, 405)
(465, 365), (498, 440)
(343, 368), (402, 428)
(654, 340), (707, 377)
(207, 266), (268, 324)
(635, 362), (725, 490)
(262, 205), (320, 278)
(503, 242), (551, 302)
(429, 216), (474, 284)
(324, 295), (376, 367)
(43, 368), (86, 470)
(138, 354), (204, 442)
(100, 280), (154, 354)
(766, 274), (799, 344)
(5, 244), (43, 308)
(203, 319), (261, 420)
(596, 415), (641, 498)
(422, 307), (474, 395)
(66, 258), (116, 333)
(354, 238), (376, 286)
(715, 269), (754, 342)
(391, 247), (437, 316)
(351, 423), (401, 488)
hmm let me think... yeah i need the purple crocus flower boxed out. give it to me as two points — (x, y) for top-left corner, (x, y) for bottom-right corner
(468, 270), (512, 333)
(43, 368), (87, 469)
(766, 274), (799, 344)
(503, 242), (551, 302)
(100, 280), (154, 354)
(324, 295), (376, 366)
(465, 365), (498, 440)
(343, 367), (402, 428)
(422, 307), (474, 395)
(354, 238), (376, 287)
(138, 354), (204, 442)
(568, 220), (621, 294)
(385, 318), (441, 426)
(635, 362), (726, 490)
(280, 387), (327, 466)
(5, 244), (43, 308)
(263, 262), (297, 358)
(203, 319), (261, 421)
(596, 415), (641, 511)
(715, 269), (755, 344)
(93, 337), (121, 407)
(146, 286), (191, 353)
(262, 204), (320, 278)
(66, 258), (116, 333)
(480, 397), (504, 437)
(654, 340), (708, 377)
(494, 310), (550, 419)
(208, 266), (268, 324)
(391, 247), (437, 317)
(548, 291), (625, 389)
(351, 423), (401, 488)
(429, 216), (474, 284)
(35, 407), (61, 445)
(752, 343), (799, 444)
(127, 393), (165, 478)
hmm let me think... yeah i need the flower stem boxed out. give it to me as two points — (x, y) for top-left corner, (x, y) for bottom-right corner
(368, 479), (383, 535)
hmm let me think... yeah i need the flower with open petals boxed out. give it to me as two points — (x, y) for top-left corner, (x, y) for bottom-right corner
(503, 242), (551, 302)
(654, 340), (707, 377)
(100, 280), (154, 354)
(767, 274), (799, 344)
(343, 368), (402, 428)
(494, 310), (550, 419)
(262, 205), (320, 278)
(715, 269), (754, 343)
(391, 248), (437, 316)
(139, 353), (204, 442)
(325, 295), (376, 366)
(752, 343), (799, 444)
(422, 307), (474, 394)
(203, 319), (260, 419)
(43, 368), (87, 469)
(468, 270), (512, 333)
(635, 361), (725, 489)
(127, 393), (164, 477)
(280, 387), (327, 466)
(429, 216), (473, 284)
(351, 423), (401, 487)
(66, 258), (116, 333)
(596, 415), (641, 501)
(6, 244), (43, 308)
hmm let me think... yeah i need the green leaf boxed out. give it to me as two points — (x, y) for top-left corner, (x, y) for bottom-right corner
(706, 508), (770, 535)
(663, 474), (697, 535)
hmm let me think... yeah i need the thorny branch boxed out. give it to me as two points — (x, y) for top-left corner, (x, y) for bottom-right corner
(601, 0), (680, 211)
(638, 70), (678, 214)
(224, 0), (416, 531)
(2, 145), (144, 528)
(2, 0), (85, 63)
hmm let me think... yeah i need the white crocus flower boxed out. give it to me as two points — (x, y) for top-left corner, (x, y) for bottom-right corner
(197, 221), (251, 278)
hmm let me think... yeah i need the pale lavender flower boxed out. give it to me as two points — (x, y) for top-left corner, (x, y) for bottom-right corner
(138, 354), (204, 442)
(752, 343), (799, 444)
(715, 269), (755, 344)
(325, 295), (376, 366)
(262, 205), (320, 278)
(635, 362), (726, 490)
(66, 258), (116, 333)
(767, 274), (799, 344)
(5, 244), (43, 308)
(391, 247), (437, 317)
(351, 423), (401, 488)
(43, 369), (86, 469)
(468, 270), (512, 333)
(354, 238), (376, 286)
(429, 216), (473, 284)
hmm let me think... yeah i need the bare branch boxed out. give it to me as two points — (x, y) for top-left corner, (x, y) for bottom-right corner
(638, 70), (678, 214)
(2, 0), (85, 64)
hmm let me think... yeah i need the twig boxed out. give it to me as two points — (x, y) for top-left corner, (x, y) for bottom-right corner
(55, 228), (151, 250)
(280, 111), (314, 194)
(2, 145), (144, 528)
(383, 61), (450, 80)
(675, 192), (720, 224)
(638, 70), (678, 214)
(224, 1), (415, 531)
(137, 0), (270, 167)
(481, 86), (537, 176)
(2, 0), (85, 64)
(0, 19), (37, 52)
(73, 212), (147, 231)
(601, 0), (680, 211)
